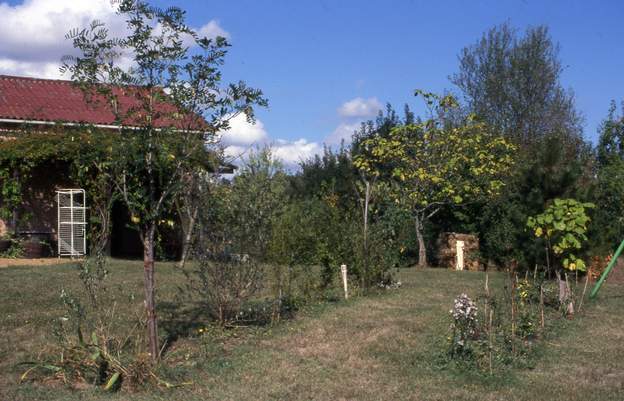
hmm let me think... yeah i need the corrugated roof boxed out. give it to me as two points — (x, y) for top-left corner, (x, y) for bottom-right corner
(0, 74), (204, 129)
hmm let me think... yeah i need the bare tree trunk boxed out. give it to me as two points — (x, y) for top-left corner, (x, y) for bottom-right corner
(415, 214), (427, 268)
(143, 225), (159, 360)
(178, 205), (198, 269)
(92, 196), (113, 256)
(362, 180), (371, 287)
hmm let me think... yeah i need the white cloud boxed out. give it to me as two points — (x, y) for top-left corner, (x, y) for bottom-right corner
(326, 96), (383, 145)
(0, 0), (123, 78)
(326, 122), (361, 145)
(338, 97), (382, 118)
(0, 0), (228, 78)
(272, 139), (322, 166)
(220, 113), (269, 146)
(220, 115), (321, 170)
(0, 58), (65, 79)
(197, 20), (230, 40)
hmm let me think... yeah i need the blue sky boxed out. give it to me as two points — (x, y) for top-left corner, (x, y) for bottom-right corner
(164, 0), (623, 146)
(1, 0), (623, 164)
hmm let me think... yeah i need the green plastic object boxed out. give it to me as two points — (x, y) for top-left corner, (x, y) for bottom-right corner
(589, 238), (624, 299)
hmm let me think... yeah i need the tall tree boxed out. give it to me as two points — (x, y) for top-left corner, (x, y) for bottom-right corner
(451, 23), (583, 148)
(62, 0), (267, 360)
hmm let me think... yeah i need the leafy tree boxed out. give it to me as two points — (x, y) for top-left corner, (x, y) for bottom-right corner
(191, 147), (287, 323)
(451, 23), (583, 148)
(62, 0), (267, 360)
(596, 100), (624, 165)
(350, 105), (413, 286)
(268, 197), (357, 300)
(227, 146), (288, 261)
(355, 91), (515, 267)
(175, 150), (224, 269)
(591, 101), (624, 251)
(294, 144), (358, 210)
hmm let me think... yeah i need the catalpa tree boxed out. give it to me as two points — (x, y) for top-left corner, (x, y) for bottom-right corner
(354, 91), (516, 268)
(527, 198), (594, 316)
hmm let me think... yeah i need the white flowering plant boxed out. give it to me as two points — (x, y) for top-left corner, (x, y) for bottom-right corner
(448, 293), (479, 357)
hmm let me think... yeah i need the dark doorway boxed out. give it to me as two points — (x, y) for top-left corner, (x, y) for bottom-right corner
(110, 201), (182, 260)
(110, 201), (142, 259)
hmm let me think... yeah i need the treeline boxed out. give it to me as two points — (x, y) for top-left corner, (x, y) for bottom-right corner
(217, 23), (622, 282)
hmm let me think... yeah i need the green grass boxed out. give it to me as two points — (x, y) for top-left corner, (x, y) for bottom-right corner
(1, 260), (623, 400)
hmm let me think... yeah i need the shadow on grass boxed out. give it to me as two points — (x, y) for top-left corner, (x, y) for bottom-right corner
(158, 297), (305, 353)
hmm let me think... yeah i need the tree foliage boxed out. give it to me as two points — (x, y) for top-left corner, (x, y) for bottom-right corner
(451, 23), (582, 148)
(591, 101), (624, 251)
(527, 198), (594, 272)
(355, 91), (516, 267)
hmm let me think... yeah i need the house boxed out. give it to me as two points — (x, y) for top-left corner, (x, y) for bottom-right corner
(0, 74), (225, 258)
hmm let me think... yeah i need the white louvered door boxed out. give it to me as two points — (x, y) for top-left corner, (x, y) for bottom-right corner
(57, 189), (87, 257)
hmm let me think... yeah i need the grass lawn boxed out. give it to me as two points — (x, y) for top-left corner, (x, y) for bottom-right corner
(1, 259), (623, 400)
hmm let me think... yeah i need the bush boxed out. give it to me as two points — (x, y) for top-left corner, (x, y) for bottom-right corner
(185, 248), (264, 326)
(268, 197), (356, 302)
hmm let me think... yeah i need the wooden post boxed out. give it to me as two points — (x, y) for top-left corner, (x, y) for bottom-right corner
(578, 274), (590, 313)
(510, 273), (516, 355)
(484, 273), (490, 326)
(540, 284), (545, 329)
(488, 309), (493, 375)
(340, 264), (348, 300)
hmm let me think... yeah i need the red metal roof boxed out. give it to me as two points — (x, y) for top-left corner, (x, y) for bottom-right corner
(0, 75), (204, 129)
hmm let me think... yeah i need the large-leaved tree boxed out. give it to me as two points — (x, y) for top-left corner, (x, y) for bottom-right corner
(355, 91), (515, 267)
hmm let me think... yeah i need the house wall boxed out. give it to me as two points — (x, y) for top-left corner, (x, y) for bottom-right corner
(22, 162), (74, 232)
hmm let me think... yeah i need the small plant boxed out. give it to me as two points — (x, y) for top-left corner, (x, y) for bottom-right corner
(515, 279), (538, 339)
(443, 272), (559, 374)
(0, 237), (23, 258)
(377, 279), (402, 290)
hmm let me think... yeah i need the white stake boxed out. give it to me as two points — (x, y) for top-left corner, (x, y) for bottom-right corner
(340, 264), (348, 300)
